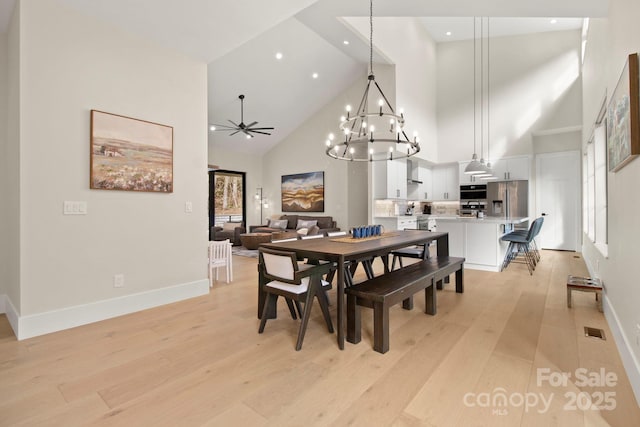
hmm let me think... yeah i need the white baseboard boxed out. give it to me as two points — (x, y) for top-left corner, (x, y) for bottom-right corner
(603, 294), (640, 407)
(14, 279), (209, 340)
(581, 248), (640, 405)
(5, 296), (19, 338)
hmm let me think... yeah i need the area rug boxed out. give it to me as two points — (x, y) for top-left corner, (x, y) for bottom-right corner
(232, 246), (258, 258)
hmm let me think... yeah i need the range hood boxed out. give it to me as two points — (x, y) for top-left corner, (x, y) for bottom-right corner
(406, 159), (423, 184)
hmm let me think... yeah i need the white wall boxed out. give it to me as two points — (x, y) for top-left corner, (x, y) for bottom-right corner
(438, 30), (583, 164)
(581, 0), (640, 403)
(14, 0), (208, 324)
(261, 66), (390, 231)
(345, 17), (438, 162)
(5, 1), (20, 313)
(0, 31), (8, 299)
(207, 147), (264, 226)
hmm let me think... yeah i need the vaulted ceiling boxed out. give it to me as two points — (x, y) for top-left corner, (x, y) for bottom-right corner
(2, 0), (609, 155)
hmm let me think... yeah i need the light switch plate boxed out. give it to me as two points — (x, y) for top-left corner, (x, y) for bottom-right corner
(185, 201), (193, 213)
(63, 201), (87, 215)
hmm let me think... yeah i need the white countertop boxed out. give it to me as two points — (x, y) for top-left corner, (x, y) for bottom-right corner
(435, 216), (529, 224)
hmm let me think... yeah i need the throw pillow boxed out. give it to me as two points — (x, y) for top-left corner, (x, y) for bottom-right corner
(296, 219), (318, 230)
(269, 219), (288, 230)
(222, 222), (239, 231)
(297, 227), (309, 236)
(306, 225), (320, 236)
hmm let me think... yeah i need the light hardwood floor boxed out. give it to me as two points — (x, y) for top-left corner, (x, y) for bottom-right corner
(1, 250), (639, 426)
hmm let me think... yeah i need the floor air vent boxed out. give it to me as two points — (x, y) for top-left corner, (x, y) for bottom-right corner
(584, 326), (606, 340)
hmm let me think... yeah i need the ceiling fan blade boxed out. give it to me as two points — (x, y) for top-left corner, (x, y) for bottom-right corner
(227, 119), (240, 127)
(248, 127), (275, 131)
(229, 130), (241, 136)
(245, 121), (258, 128)
(211, 124), (237, 130)
(242, 130), (253, 138)
(249, 130), (272, 136)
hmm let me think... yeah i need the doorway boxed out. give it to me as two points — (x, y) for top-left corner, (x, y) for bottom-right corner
(535, 151), (581, 250)
(209, 170), (246, 240)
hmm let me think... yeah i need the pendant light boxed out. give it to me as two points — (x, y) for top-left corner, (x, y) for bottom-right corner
(464, 17), (484, 175)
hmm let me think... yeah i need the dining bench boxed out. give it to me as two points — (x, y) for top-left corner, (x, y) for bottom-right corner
(346, 256), (465, 353)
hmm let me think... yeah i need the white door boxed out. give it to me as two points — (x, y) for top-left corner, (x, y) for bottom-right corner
(535, 151), (580, 250)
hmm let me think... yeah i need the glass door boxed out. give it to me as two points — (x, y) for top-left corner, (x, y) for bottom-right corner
(209, 170), (246, 239)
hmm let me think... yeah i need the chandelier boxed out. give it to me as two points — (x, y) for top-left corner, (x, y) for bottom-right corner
(325, 0), (420, 162)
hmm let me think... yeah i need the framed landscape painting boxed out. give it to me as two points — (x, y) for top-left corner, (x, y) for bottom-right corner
(607, 53), (640, 172)
(90, 110), (174, 192)
(281, 171), (324, 212)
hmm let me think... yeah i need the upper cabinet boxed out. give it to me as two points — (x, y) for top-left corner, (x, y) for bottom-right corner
(431, 164), (459, 200)
(373, 159), (407, 199)
(459, 155), (531, 183)
(491, 156), (531, 181)
(458, 161), (484, 184)
(407, 161), (432, 201)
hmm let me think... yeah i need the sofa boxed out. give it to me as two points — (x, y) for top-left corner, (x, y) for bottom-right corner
(249, 214), (340, 236)
(211, 221), (246, 246)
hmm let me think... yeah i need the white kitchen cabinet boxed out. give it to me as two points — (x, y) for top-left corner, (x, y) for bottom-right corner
(397, 216), (417, 230)
(419, 166), (433, 201)
(491, 156), (530, 181)
(434, 220), (464, 257)
(373, 159), (407, 199)
(465, 222), (499, 265)
(458, 161), (484, 185)
(374, 216), (417, 231)
(408, 164), (432, 201)
(431, 164), (459, 200)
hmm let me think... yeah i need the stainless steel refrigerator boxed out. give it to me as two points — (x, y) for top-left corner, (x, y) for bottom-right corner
(487, 180), (528, 221)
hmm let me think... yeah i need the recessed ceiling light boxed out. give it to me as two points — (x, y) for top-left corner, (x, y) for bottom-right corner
(312, 73), (319, 79)
(343, 40), (350, 45)
(209, 125), (216, 131)
(550, 19), (557, 24)
(275, 52), (283, 60)
(446, 31), (452, 36)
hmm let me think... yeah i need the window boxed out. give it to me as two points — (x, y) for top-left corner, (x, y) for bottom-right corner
(208, 170), (246, 239)
(583, 100), (608, 256)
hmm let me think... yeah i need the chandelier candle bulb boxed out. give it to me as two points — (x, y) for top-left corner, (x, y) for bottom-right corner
(325, 0), (420, 162)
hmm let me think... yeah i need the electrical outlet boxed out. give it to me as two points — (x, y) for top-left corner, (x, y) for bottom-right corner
(185, 201), (193, 213)
(113, 274), (124, 288)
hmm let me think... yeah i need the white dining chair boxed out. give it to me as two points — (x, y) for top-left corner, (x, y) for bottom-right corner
(208, 239), (233, 286)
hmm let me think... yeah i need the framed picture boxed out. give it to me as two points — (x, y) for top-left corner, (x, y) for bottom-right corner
(607, 53), (640, 172)
(90, 110), (174, 192)
(281, 171), (324, 212)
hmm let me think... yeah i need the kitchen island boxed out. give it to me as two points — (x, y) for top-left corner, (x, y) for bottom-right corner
(435, 216), (529, 272)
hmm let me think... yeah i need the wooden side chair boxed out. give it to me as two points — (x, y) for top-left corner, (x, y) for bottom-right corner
(208, 239), (232, 286)
(258, 247), (334, 350)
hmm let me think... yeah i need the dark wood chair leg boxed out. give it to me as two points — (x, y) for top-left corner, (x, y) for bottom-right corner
(402, 296), (414, 310)
(259, 294), (277, 333)
(316, 283), (334, 333)
(436, 279), (443, 290)
(285, 299), (298, 319)
(295, 283), (317, 351)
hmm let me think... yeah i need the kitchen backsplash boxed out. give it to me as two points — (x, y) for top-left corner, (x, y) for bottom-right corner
(374, 200), (459, 216)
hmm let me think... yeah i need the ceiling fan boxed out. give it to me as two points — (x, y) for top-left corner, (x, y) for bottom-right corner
(210, 94), (274, 138)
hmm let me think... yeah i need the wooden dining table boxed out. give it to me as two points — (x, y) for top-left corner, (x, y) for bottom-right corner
(258, 230), (451, 350)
